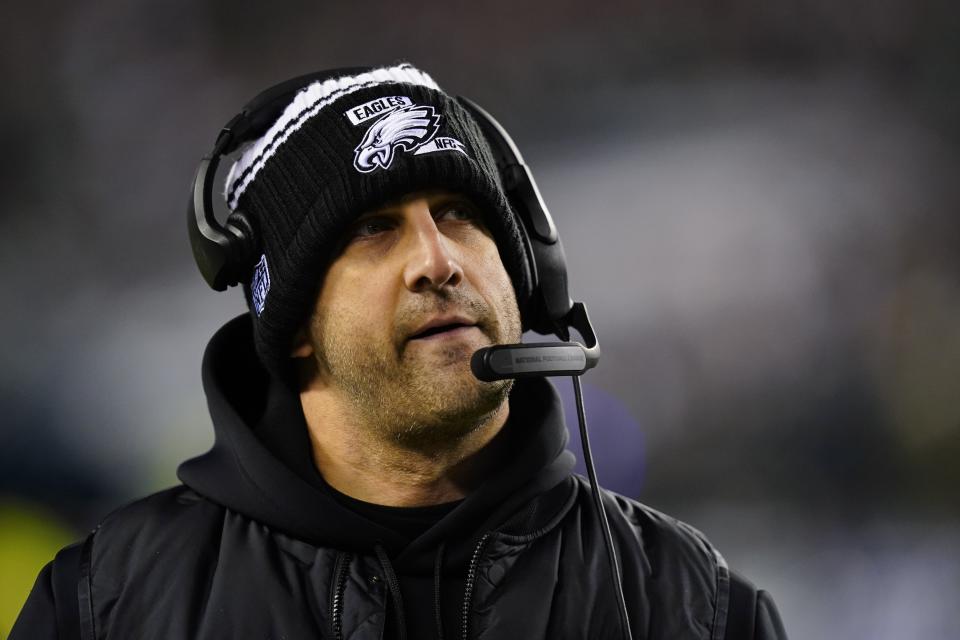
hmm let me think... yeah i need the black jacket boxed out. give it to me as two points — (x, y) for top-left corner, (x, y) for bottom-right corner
(12, 315), (787, 639)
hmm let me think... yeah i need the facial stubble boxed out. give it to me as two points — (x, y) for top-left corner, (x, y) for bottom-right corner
(308, 287), (521, 449)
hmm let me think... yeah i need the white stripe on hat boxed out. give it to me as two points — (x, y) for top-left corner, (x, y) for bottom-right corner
(224, 63), (441, 210)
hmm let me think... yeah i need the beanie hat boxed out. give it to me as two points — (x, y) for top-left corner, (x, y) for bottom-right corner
(224, 63), (530, 377)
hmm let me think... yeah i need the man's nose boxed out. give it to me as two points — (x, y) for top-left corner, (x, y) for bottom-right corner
(402, 209), (464, 292)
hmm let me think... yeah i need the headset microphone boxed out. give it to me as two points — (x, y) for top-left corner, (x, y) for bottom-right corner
(471, 302), (600, 381)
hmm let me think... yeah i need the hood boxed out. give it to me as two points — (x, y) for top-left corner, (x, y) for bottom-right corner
(178, 314), (576, 573)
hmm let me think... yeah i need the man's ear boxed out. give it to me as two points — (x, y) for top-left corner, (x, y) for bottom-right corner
(290, 326), (314, 358)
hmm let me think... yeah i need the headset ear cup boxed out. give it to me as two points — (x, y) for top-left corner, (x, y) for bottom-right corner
(223, 210), (260, 287)
(188, 147), (262, 291)
(526, 242), (573, 338)
(512, 212), (539, 332)
(511, 197), (572, 337)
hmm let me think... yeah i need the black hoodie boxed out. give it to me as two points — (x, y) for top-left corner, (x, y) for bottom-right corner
(11, 315), (788, 639)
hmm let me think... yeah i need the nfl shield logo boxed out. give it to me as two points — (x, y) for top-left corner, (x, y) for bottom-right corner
(251, 254), (270, 316)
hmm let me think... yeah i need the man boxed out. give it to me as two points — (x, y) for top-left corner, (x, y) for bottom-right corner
(12, 63), (787, 639)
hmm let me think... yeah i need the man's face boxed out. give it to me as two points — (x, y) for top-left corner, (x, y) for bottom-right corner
(296, 189), (522, 445)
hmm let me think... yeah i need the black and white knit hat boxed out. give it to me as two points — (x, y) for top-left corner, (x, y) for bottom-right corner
(224, 63), (530, 377)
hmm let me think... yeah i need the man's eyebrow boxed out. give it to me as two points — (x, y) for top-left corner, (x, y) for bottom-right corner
(352, 205), (403, 221)
(353, 209), (391, 220)
(356, 191), (471, 218)
(428, 193), (479, 209)
(357, 196), (417, 217)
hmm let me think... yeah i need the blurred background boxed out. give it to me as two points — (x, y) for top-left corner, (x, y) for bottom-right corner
(3, 1), (960, 637)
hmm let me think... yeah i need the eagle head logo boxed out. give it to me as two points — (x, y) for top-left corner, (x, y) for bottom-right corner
(353, 104), (441, 173)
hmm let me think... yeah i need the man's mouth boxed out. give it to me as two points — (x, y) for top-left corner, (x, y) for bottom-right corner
(408, 315), (479, 341)
(410, 322), (476, 341)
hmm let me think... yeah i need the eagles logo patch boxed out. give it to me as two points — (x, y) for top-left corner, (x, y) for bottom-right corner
(349, 100), (467, 174)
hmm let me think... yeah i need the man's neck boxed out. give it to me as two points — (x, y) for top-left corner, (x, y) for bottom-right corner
(299, 387), (511, 507)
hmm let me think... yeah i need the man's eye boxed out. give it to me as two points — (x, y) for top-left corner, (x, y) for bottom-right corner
(437, 204), (478, 222)
(351, 217), (393, 238)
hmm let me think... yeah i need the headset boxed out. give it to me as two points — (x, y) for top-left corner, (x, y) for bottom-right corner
(187, 71), (632, 640)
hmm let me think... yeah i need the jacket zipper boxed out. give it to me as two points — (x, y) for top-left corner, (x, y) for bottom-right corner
(460, 532), (492, 640)
(374, 544), (408, 640)
(330, 551), (352, 640)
